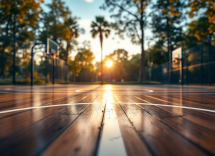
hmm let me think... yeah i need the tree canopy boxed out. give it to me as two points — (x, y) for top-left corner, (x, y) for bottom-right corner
(90, 16), (111, 83)
(101, 0), (153, 81)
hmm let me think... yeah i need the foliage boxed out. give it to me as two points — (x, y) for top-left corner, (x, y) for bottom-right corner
(104, 49), (129, 81)
(90, 16), (111, 83)
(186, 0), (215, 46)
(101, 0), (153, 81)
(126, 54), (141, 81)
(0, 52), (13, 77)
(151, 0), (185, 61)
(147, 41), (168, 67)
(186, 0), (215, 23)
(186, 17), (215, 45)
(1, 0), (215, 84)
(0, 0), (43, 42)
(69, 44), (95, 76)
(38, 0), (70, 44)
(91, 16), (111, 40)
(62, 17), (84, 63)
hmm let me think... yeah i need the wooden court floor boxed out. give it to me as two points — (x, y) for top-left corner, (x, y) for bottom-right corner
(0, 85), (215, 156)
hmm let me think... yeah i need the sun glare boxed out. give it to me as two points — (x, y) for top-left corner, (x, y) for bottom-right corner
(106, 60), (113, 67)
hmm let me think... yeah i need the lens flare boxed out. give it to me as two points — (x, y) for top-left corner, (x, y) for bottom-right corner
(106, 60), (113, 67)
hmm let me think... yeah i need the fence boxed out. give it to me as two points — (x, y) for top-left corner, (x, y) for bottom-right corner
(145, 43), (215, 85)
(0, 38), (69, 85)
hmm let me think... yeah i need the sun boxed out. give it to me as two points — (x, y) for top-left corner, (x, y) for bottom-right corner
(106, 60), (113, 67)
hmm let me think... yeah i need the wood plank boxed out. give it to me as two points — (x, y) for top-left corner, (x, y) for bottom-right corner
(0, 104), (88, 156)
(133, 94), (215, 117)
(41, 104), (105, 156)
(123, 96), (215, 155)
(130, 95), (215, 131)
(143, 94), (215, 110)
(0, 93), (72, 111)
(0, 93), (90, 118)
(114, 104), (152, 156)
(166, 94), (215, 104)
(115, 95), (207, 156)
(0, 95), (90, 140)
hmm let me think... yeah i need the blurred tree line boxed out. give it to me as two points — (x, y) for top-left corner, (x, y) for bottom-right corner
(102, 0), (215, 81)
(0, 0), (214, 83)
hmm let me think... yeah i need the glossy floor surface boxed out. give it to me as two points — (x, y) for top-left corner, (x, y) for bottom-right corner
(0, 85), (215, 156)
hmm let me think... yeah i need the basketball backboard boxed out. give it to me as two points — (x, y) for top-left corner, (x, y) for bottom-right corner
(47, 38), (59, 56)
(172, 47), (182, 62)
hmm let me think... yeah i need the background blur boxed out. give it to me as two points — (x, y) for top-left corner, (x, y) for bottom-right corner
(0, 0), (214, 85)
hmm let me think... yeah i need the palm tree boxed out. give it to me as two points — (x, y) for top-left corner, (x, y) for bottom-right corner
(90, 16), (111, 84)
(63, 17), (84, 64)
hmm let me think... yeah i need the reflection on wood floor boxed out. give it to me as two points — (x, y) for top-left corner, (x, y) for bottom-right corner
(0, 85), (215, 156)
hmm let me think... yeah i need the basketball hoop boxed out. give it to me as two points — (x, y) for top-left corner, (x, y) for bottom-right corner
(51, 52), (57, 59)
(173, 57), (179, 63)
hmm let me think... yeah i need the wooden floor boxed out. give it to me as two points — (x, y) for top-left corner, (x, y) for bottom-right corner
(0, 85), (215, 156)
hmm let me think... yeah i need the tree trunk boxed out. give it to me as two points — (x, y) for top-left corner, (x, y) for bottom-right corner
(1, 15), (12, 54)
(167, 17), (172, 84)
(100, 32), (103, 84)
(139, 1), (145, 82)
(13, 16), (16, 85)
(66, 42), (69, 64)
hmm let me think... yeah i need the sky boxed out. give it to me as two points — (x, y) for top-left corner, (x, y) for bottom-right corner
(44, 0), (153, 62)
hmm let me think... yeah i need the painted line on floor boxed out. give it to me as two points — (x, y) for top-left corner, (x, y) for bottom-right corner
(0, 103), (100, 114)
(1, 102), (215, 114)
(118, 102), (215, 113)
(97, 100), (127, 156)
(1, 91), (215, 95)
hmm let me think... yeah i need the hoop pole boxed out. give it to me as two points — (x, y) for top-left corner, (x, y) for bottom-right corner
(53, 58), (55, 85)
(181, 48), (184, 85)
(31, 46), (34, 86)
(13, 18), (16, 85)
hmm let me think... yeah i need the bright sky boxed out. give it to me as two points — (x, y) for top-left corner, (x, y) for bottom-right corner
(44, 0), (153, 62)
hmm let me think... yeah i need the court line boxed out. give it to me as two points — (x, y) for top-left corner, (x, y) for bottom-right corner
(0, 103), (93, 114)
(1, 102), (215, 114)
(119, 102), (215, 113)
(97, 100), (127, 156)
(1, 92), (215, 95)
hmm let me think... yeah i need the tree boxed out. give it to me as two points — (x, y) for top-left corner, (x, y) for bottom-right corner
(150, 0), (185, 83)
(186, 17), (215, 45)
(0, 0), (42, 83)
(179, 34), (199, 49)
(0, 0), (43, 66)
(90, 16), (111, 84)
(186, 0), (215, 46)
(38, 0), (70, 43)
(0, 0), (43, 36)
(107, 49), (129, 63)
(127, 54), (141, 81)
(69, 43), (95, 82)
(63, 17), (84, 64)
(101, 0), (152, 81)
(151, 0), (185, 61)
(104, 49), (129, 81)
(186, 0), (215, 23)
(147, 41), (168, 67)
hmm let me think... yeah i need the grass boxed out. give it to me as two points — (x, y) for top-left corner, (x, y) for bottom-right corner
(0, 80), (161, 85)
(59, 81), (162, 85)
(0, 80), (50, 85)
(1, 80), (214, 86)
(0, 81), (13, 85)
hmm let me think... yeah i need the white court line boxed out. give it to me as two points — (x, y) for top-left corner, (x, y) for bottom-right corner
(1, 102), (215, 114)
(119, 102), (215, 113)
(0, 103), (96, 114)
(1, 91), (215, 94)
(98, 103), (127, 156)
